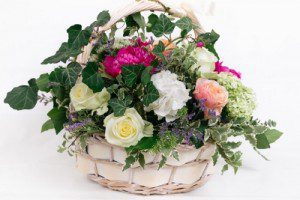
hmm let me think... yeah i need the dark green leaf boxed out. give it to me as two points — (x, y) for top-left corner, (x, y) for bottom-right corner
(264, 129), (283, 144)
(125, 136), (158, 153)
(95, 10), (111, 26)
(62, 62), (82, 86)
(47, 107), (68, 134)
(158, 155), (167, 170)
(152, 41), (166, 61)
(67, 24), (91, 54)
(221, 164), (229, 174)
(4, 85), (38, 110)
(138, 153), (145, 169)
(132, 12), (146, 30)
(49, 68), (64, 84)
(41, 119), (54, 132)
(121, 65), (145, 87)
(42, 42), (71, 64)
(141, 66), (153, 85)
(256, 133), (270, 149)
(36, 73), (50, 92)
(82, 62), (104, 92)
(152, 14), (175, 37)
(109, 96), (132, 117)
(146, 13), (159, 32)
(143, 82), (159, 106)
(123, 155), (137, 171)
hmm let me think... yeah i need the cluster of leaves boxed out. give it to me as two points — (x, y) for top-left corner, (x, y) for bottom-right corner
(205, 118), (282, 173)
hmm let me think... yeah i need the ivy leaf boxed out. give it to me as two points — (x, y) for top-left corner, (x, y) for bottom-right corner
(121, 65), (145, 87)
(221, 164), (229, 174)
(264, 129), (283, 144)
(212, 150), (219, 165)
(132, 12), (146, 30)
(36, 73), (50, 92)
(123, 155), (137, 171)
(141, 66), (153, 85)
(42, 42), (71, 64)
(146, 13), (159, 32)
(175, 17), (193, 33)
(125, 136), (158, 153)
(138, 153), (145, 169)
(47, 107), (68, 134)
(95, 10), (111, 26)
(49, 68), (64, 85)
(41, 119), (54, 133)
(143, 82), (159, 106)
(152, 41), (166, 61)
(256, 133), (270, 149)
(4, 80), (38, 110)
(62, 62), (82, 87)
(152, 14), (175, 37)
(158, 155), (167, 170)
(67, 24), (91, 54)
(82, 62), (104, 92)
(109, 96), (132, 117)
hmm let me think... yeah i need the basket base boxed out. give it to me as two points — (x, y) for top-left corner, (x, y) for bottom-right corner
(87, 174), (212, 195)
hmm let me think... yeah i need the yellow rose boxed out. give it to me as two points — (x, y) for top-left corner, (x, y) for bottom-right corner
(104, 108), (153, 147)
(70, 83), (110, 115)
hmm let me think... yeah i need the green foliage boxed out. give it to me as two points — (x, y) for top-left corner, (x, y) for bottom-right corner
(175, 17), (194, 33)
(82, 62), (104, 92)
(95, 10), (111, 26)
(47, 107), (68, 134)
(121, 65), (145, 87)
(126, 136), (158, 154)
(4, 79), (38, 110)
(41, 119), (54, 132)
(152, 41), (166, 61)
(36, 73), (50, 92)
(143, 82), (159, 106)
(141, 66), (153, 85)
(146, 13), (159, 32)
(158, 155), (167, 170)
(197, 30), (220, 59)
(152, 14), (175, 37)
(108, 96), (132, 117)
(49, 62), (81, 87)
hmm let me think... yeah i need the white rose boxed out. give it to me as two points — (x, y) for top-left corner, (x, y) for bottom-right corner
(190, 47), (217, 75)
(145, 70), (190, 122)
(104, 108), (153, 147)
(70, 83), (110, 115)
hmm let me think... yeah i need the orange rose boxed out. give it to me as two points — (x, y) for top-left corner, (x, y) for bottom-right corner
(193, 78), (228, 118)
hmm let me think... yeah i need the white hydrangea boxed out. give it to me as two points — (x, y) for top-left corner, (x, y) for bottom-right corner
(145, 70), (190, 122)
(190, 47), (218, 75)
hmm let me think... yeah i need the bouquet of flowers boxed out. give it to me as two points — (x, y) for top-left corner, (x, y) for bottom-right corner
(4, 0), (282, 194)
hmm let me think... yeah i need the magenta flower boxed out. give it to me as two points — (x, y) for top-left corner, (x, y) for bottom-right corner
(214, 61), (241, 79)
(103, 45), (155, 78)
(197, 42), (204, 48)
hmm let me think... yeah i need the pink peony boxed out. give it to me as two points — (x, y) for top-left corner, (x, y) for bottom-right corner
(215, 61), (241, 79)
(194, 78), (228, 118)
(103, 45), (155, 78)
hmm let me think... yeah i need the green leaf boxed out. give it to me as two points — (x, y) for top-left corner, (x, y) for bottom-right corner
(67, 24), (91, 54)
(42, 42), (71, 64)
(221, 141), (242, 149)
(121, 65), (145, 87)
(47, 107), (68, 134)
(141, 66), (153, 85)
(62, 62), (82, 86)
(158, 155), (167, 170)
(146, 13), (159, 32)
(138, 153), (145, 169)
(49, 68), (64, 84)
(143, 82), (159, 106)
(82, 62), (104, 92)
(175, 17), (193, 32)
(132, 12), (146, 30)
(264, 129), (283, 144)
(95, 10), (111, 26)
(123, 155), (137, 171)
(36, 73), (50, 92)
(152, 14), (175, 37)
(41, 119), (54, 132)
(152, 41), (166, 61)
(125, 136), (158, 153)
(212, 150), (219, 165)
(109, 96), (132, 117)
(4, 84), (38, 110)
(221, 164), (229, 174)
(256, 133), (270, 149)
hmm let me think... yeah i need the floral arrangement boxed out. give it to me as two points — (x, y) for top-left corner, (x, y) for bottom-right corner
(4, 4), (282, 173)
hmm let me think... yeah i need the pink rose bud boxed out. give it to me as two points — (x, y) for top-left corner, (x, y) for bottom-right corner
(197, 42), (204, 48)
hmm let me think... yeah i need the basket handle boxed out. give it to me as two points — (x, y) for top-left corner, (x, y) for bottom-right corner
(76, 0), (205, 65)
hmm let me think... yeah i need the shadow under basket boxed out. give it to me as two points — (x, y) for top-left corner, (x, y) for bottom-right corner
(75, 136), (216, 195)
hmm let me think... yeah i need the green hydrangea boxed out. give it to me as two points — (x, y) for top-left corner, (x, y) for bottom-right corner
(217, 73), (256, 119)
(113, 38), (132, 49)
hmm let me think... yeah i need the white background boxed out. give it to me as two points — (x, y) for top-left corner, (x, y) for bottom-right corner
(1, 0), (300, 199)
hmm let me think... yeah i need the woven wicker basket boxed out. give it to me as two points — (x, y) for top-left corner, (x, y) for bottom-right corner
(74, 0), (216, 195)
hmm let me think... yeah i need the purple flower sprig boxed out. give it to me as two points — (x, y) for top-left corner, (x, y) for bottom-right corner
(65, 118), (92, 132)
